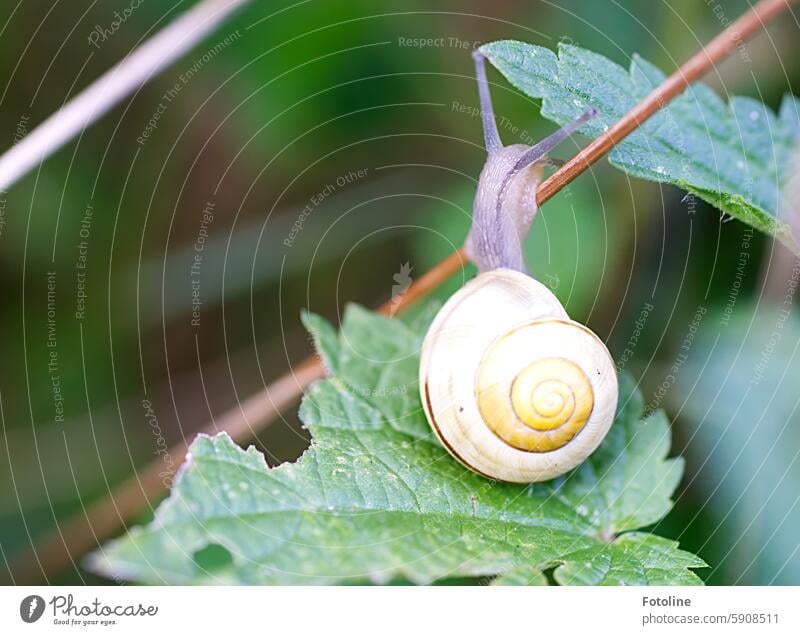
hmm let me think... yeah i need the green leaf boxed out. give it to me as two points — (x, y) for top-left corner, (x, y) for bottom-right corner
(88, 306), (704, 585)
(492, 567), (548, 586)
(480, 40), (800, 253)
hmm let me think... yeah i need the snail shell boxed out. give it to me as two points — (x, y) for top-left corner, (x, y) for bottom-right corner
(419, 268), (618, 483)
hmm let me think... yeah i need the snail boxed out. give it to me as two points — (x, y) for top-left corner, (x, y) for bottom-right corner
(418, 51), (618, 483)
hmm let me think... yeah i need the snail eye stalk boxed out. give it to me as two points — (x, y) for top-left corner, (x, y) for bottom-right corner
(472, 51), (503, 155)
(509, 107), (597, 174)
(493, 108), (598, 224)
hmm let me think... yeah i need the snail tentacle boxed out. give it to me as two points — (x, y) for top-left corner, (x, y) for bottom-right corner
(472, 50), (503, 154)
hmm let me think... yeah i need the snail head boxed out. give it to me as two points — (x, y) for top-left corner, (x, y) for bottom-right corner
(464, 50), (597, 274)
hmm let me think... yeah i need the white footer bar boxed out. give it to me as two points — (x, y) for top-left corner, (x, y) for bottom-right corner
(1, 585), (798, 634)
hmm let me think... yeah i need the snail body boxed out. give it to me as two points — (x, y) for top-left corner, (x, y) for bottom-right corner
(417, 51), (618, 483)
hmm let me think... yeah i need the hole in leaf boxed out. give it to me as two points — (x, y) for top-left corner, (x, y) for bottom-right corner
(542, 566), (558, 585)
(192, 543), (233, 572)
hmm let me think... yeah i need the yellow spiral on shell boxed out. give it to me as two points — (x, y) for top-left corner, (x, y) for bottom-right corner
(475, 332), (595, 452)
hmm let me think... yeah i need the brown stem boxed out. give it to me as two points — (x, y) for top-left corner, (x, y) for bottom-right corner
(377, 249), (467, 315)
(11, 0), (794, 584)
(536, 0), (794, 203)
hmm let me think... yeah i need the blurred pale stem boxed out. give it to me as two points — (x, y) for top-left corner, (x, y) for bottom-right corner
(0, 0), (249, 191)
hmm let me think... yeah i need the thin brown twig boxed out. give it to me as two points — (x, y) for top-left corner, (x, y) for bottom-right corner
(536, 0), (794, 203)
(10, 0), (794, 584)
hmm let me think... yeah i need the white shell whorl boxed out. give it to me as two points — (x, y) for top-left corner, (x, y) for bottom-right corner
(419, 268), (618, 483)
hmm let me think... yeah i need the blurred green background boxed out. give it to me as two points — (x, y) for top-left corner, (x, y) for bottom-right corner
(0, 0), (798, 585)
